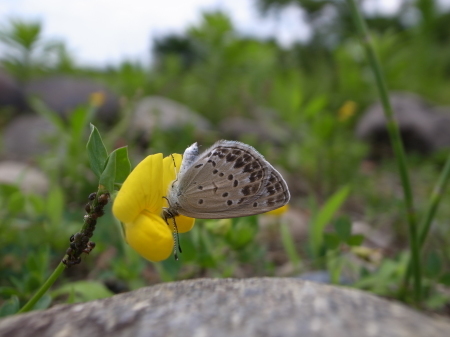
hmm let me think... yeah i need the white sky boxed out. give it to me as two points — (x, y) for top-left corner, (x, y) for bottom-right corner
(1, 0), (448, 67)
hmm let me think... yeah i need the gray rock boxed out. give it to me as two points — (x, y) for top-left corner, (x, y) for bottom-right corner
(219, 108), (290, 145)
(1, 115), (56, 161)
(356, 92), (437, 158)
(0, 161), (49, 194)
(130, 96), (211, 141)
(0, 70), (26, 114)
(25, 76), (120, 124)
(1, 278), (449, 337)
(430, 107), (450, 150)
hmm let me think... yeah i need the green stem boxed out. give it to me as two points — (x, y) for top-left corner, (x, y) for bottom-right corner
(18, 262), (66, 313)
(346, 0), (422, 303)
(402, 152), (450, 291)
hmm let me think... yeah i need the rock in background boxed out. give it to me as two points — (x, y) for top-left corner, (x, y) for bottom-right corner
(25, 76), (120, 124)
(129, 95), (212, 144)
(0, 71), (26, 125)
(0, 161), (49, 194)
(1, 278), (449, 337)
(219, 107), (291, 145)
(1, 115), (56, 161)
(0, 75), (121, 161)
(356, 92), (450, 159)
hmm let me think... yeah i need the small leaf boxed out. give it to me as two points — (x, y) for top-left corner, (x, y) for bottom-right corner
(27, 194), (45, 215)
(30, 98), (65, 133)
(309, 185), (350, 257)
(347, 234), (364, 246)
(440, 272), (450, 286)
(280, 222), (301, 267)
(226, 216), (258, 249)
(0, 287), (21, 297)
(424, 252), (442, 278)
(7, 192), (25, 214)
(99, 151), (116, 193)
(46, 186), (64, 227)
(87, 124), (108, 178)
(334, 216), (352, 241)
(33, 294), (52, 310)
(323, 233), (341, 250)
(0, 296), (20, 317)
(51, 281), (113, 302)
(113, 147), (131, 184)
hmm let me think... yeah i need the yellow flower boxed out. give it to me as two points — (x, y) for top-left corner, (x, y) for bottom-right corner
(338, 100), (357, 122)
(265, 204), (289, 216)
(89, 91), (106, 108)
(112, 153), (195, 261)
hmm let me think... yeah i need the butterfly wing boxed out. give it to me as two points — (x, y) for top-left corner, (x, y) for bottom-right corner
(170, 140), (290, 219)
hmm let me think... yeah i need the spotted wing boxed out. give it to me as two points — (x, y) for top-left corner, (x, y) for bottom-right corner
(173, 140), (290, 219)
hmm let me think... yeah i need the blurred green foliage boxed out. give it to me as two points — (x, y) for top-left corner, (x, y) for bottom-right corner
(1, 0), (450, 316)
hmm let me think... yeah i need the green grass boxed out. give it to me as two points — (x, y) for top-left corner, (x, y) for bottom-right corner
(1, 5), (450, 316)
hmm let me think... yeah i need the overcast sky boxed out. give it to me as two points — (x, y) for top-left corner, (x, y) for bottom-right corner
(1, 0), (447, 67)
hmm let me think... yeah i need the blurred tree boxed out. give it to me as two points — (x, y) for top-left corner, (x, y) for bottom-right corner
(153, 34), (203, 69)
(255, 0), (449, 47)
(0, 18), (75, 83)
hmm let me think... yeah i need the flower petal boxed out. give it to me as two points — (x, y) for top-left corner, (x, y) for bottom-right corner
(162, 154), (195, 233)
(173, 216), (195, 233)
(265, 204), (289, 216)
(124, 210), (173, 262)
(113, 153), (163, 224)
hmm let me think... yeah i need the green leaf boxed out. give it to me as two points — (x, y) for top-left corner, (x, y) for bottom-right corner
(27, 194), (45, 215)
(7, 192), (25, 214)
(309, 185), (350, 257)
(0, 296), (20, 317)
(280, 222), (301, 268)
(440, 272), (450, 286)
(225, 216), (258, 249)
(99, 147), (131, 192)
(46, 186), (64, 227)
(51, 281), (113, 303)
(0, 287), (21, 297)
(334, 216), (352, 241)
(87, 124), (108, 178)
(99, 151), (116, 193)
(33, 294), (52, 310)
(347, 234), (364, 246)
(69, 106), (90, 142)
(30, 98), (65, 133)
(323, 233), (341, 250)
(424, 252), (442, 278)
(112, 147), (131, 184)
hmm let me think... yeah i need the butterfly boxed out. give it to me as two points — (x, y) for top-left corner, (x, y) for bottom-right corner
(164, 140), (290, 220)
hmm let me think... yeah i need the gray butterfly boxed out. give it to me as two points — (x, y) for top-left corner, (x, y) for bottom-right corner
(164, 140), (290, 219)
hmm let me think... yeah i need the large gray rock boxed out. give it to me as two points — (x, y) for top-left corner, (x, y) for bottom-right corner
(130, 96), (211, 142)
(356, 92), (450, 158)
(0, 161), (49, 194)
(25, 76), (120, 124)
(219, 107), (291, 145)
(1, 115), (56, 161)
(1, 278), (449, 337)
(0, 70), (26, 114)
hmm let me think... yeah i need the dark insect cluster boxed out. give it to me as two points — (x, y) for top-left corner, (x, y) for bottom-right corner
(62, 192), (109, 267)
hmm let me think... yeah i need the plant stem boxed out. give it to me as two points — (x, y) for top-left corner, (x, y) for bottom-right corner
(402, 152), (450, 290)
(346, 0), (422, 303)
(18, 262), (66, 313)
(17, 189), (109, 313)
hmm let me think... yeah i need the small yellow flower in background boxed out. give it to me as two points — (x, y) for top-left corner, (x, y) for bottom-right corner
(89, 91), (106, 108)
(265, 204), (289, 216)
(338, 100), (357, 122)
(113, 153), (195, 262)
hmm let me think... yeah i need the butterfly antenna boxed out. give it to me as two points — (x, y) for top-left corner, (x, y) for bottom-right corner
(170, 154), (179, 186)
(170, 217), (182, 260)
